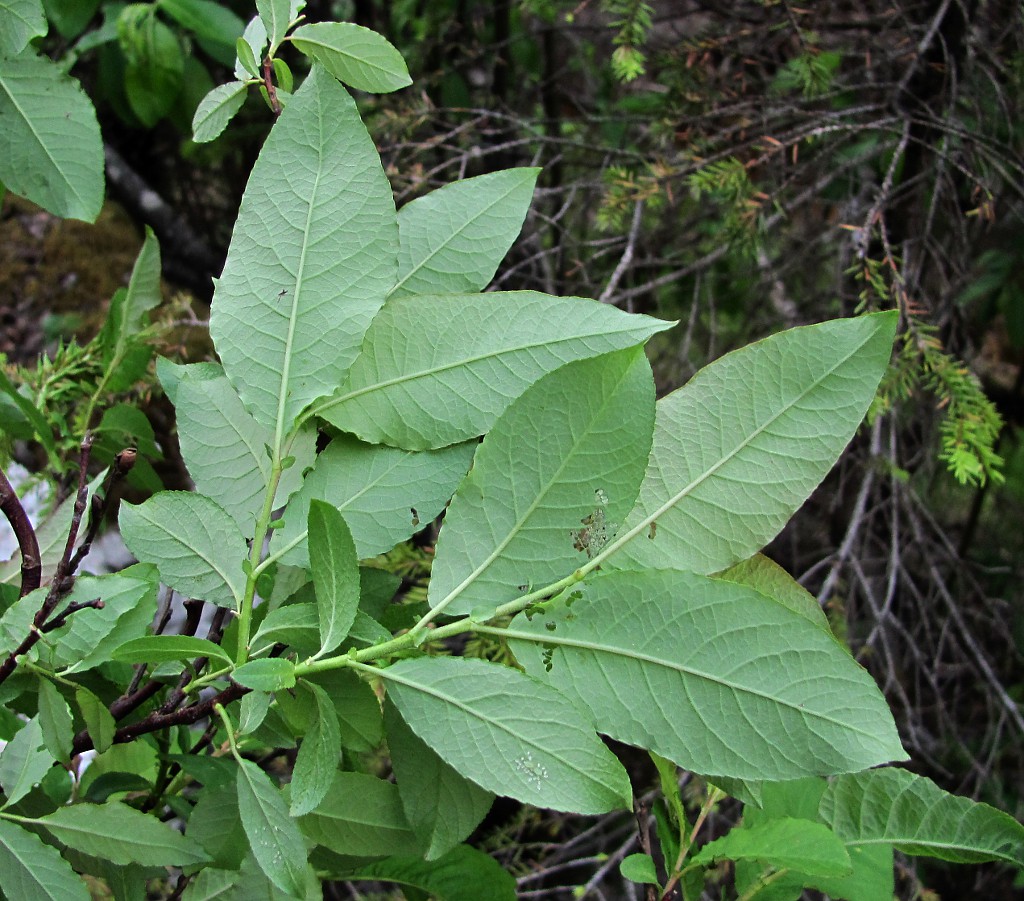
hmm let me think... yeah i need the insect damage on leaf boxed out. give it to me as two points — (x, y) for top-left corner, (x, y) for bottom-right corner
(570, 489), (616, 558)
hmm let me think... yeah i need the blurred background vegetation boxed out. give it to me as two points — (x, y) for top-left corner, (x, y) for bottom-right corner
(2, 1), (1023, 897)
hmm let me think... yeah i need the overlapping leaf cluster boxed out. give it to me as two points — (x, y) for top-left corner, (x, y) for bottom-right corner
(0, 3), (1022, 900)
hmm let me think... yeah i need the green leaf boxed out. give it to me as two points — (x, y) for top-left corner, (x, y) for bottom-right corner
(715, 554), (832, 633)
(36, 800), (210, 866)
(690, 818), (851, 876)
(164, 363), (316, 536)
(607, 312), (898, 574)
(235, 33), (260, 78)
(183, 853), (306, 900)
(341, 844), (516, 901)
(289, 22), (411, 94)
(306, 669), (382, 753)
(236, 691), (272, 736)
(384, 656), (632, 814)
(94, 405), (160, 458)
(75, 687), (115, 753)
(0, 367), (58, 462)
(0, 818), (89, 901)
(233, 658), (295, 691)
(297, 771), (417, 856)
(289, 682), (341, 816)
(236, 758), (311, 898)
(120, 492), (248, 609)
(210, 66), (397, 439)
(37, 680), (73, 761)
(431, 347), (654, 617)
(250, 603), (319, 657)
(118, 7), (184, 127)
(391, 168), (539, 299)
(159, 0), (244, 47)
(256, 0), (291, 54)
(620, 853), (659, 885)
(0, 0), (47, 55)
(313, 291), (673, 450)
(509, 569), (906, 780)
(187, 781), (247, 871)
(385, 701), (493, 860)
(307, 501), (359, 656)
(191, 80), (247, 143)
(0, 52), (104, 221)
(110, 635), (233, 665)
(0, 717), (52, 808)
(42, 0), (100, 40)
(820, 768), (1024, 866)
(277, 435), (474, 566)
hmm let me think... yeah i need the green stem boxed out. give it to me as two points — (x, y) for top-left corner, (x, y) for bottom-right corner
(213, 703), (241, 761)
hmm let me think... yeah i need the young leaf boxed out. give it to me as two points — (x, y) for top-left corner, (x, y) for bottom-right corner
(620, 853), (659, 885)
(289, 682), (341, 816)
(0, 0), (47, 56)
(689, 818), (852, 876)
(0, 818), (90, 901)
(235, 33), (260, 78)
(276, 436), (474, 566)
(35, 801), (210, 866)
(37, 680), (73, 762)
(431, 347), (654, 617)
(210, 66), (397, 439)
(0, 365), (58, 464)
(385, 700), (494, 860)
(820, 768), (1024, 866)
(508, 569), (907, 780)
(0, 52), (104, 221)
(307, 500), (359, 656)
(0, 717), (52, 808)
(297, 771), (418, 856)
(256, 0), (291, 53)
(235, 758), (309, 898)
(110, 635), (233, 666)
(192, 80), (248, 143)
(606, 312), (897, 575)
(312, 291), (674, 450)
(290, 22), (411, 93)
(236, 691), (272, 736)
(120, 492), (247, 609)
(232, 658), (295, 691)
(383, 656), (632, 814)
(75, 688), (115, 754)
(390, 168), (540, 299)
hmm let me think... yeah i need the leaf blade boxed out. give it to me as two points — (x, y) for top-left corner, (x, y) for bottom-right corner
(289, 682), (341, 816)
(290, 22), (411, 93)
(308, 500), (359, 655)
(0, 818), (89, 901)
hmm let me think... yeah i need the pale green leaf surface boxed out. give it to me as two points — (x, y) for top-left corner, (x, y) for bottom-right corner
(314, 291), (674, 449)
(431, 347), (655, 617)
(192, 80), (247, 142)
(37, 680), (72, 762)
(715, 554), (831, 633)
(256, 0), (290, 52)
(0, 718), (51, 808)
(342, 844), (516, 901)
(237, 692), (272, 736)
(290, 22), (410, 93)
(690, 818), (851, 875)
(384, 657), (632, 814)
(277, 435), (474, 565)
(236, 758), (308, 897)
(390, 168), (538, 299)
(0, 0), (47, 55)
(233, 658), (295, 691)
(120, 492), (247, 608)
(37, 801), (210, 866)
(211, 67), (397, 437)
(110, 635), (233, 665)
(607, 313), (897, 574)
(510, 570), (906, 780)
(384, 700), (494, 859)
(308, 501), (359, 655)
(250, 603), (319, 657)
(820, 768), (1024, 866)
(0, 52), (103, 221)
(234, 15), (265, 80)
(289, 683), (341, 815)
(0, 818), (89, 901)
(297, 771), (417, 856)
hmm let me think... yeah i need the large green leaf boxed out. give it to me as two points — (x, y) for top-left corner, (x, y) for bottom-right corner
(715, 554), (832, 634)
(165, 362), (316, 535)
(0, 52), (103, 221)
(311, 291), (674, 450)
(0, 718), (52, 808)
(605, 313), (897, 574)
(35, 801), (210, 866)
(431, 347), (655, 617)
(0, 0), (47, 55)
(236, 758), (308, 897)
(307, 501), (359, 656)
(289, 682), (341, 816)
(118, 6), (184, 127)
(120, 492), (247, 609)
(210, 66), (397, 440)
(390, 168), (539, 299)
(384, 657), (632, 814)
(384, 700), (494, 860)
(297, 771), (417, 856)
(690, 818), (851, 876)
(276, 435), (474, 566)
(820, 768), (1024, 866)
(0, 818), (89, 901)
(290, 23), (411, 93)
(509, 569), (906, 780)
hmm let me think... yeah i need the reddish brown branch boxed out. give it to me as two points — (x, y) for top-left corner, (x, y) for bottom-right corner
(0, 465), (41, 597)
(262, 57), (282, 116)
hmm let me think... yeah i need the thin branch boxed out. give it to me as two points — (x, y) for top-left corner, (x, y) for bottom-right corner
(0, 466), (41, 597)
